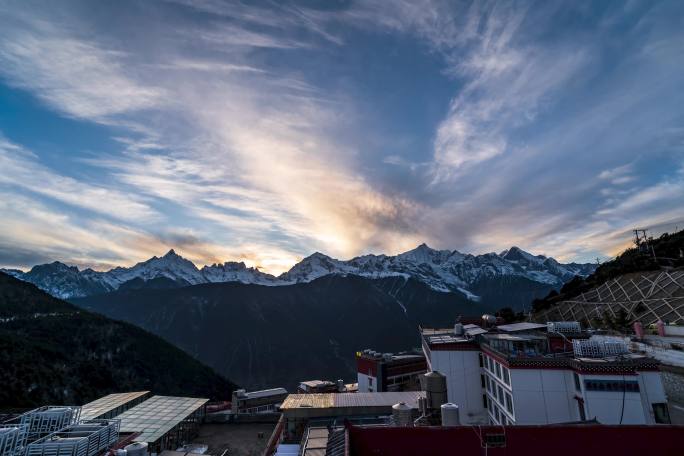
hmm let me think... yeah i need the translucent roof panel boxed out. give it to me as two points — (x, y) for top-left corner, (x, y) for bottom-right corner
(81, 392), (150, 420)
(115, 396), (208, 443)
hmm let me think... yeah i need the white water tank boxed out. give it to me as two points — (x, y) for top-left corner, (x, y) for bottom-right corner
(453, 323), (464, 336)
(392, 402), (412, 427)
(124, 442), (149, 456)
(441, 403), (460, 426)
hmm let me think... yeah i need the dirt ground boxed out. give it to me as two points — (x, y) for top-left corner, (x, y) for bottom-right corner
(192, 423), (276, 456)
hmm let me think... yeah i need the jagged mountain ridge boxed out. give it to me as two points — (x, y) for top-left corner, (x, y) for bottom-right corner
(3, 244), (596, 299)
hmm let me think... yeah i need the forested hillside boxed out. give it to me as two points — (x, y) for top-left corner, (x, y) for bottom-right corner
(0, 272), (236, 407)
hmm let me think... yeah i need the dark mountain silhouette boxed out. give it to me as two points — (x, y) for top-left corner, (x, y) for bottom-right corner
(0, 272), (236, 408)
(74, 275), (485, 390)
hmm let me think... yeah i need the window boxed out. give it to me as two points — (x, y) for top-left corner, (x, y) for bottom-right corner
(653, 403), (671, 424)
(573, 372), (581, 391)
(486, 376), (491, 392)
(505, 393), (513, 414)
(485, 356), (491, 371)
(497, 385), (503, 403)
(483, 394), (488, 409)
(479, 353), (484, 367)
(496, 363), (502, 379)
(368, 377), (373, 386)
(584, 379), (639, 392)
(495, 407), (501, 422)
(502, 367), (510, 385)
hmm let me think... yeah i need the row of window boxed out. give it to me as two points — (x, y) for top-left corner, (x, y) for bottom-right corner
(480, 353), (510, 386)
(241, 403), (277, 414)
(584, 379), (640, 393)
(484, 374), (514, 415)
(487, 396), (513, 425)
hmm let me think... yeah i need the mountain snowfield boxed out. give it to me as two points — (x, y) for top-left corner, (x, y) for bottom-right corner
(2, 244), (596, 300)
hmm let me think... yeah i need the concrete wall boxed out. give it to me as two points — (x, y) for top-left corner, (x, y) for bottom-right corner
(357, 373), (375, 393)
(581, 374), (646, 424)
(664, 325), (684, 337)
(509, 369), (577, 424)
(426, 349), (486, 424)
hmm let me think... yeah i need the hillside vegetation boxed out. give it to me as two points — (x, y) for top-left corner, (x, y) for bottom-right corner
(0, 272), (236, 408)
(532, 229), (684, 313)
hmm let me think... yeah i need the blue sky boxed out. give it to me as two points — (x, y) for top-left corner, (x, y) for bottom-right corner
(0, 0), (683, 274)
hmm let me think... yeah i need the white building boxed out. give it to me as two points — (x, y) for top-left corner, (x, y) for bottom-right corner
(421, 322), (671, 426)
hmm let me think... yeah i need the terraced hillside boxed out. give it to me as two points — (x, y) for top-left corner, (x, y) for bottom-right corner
(533, 268), (684, 326)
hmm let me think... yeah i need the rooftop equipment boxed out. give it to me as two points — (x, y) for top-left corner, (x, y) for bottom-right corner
(421, 371), (447, 411)
(453, 323), (464, 336)
(440, 403), (460, 426)
(26, 419), (120, 456)
(391, 403), (412, 427)
(572, 338), (629, 358)
(0, 425), (28, 456)
(18, 407), (81, 441)
(482, 314), (497, 327)
(123, 442), (148, 456)
(547, 321), (581, 334)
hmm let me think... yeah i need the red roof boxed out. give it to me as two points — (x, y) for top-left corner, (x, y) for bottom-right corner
(347, 424), (684, 456)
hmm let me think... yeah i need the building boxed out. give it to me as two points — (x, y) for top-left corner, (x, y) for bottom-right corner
(297, 380), (342, 394)
(115, 395), (208, 453)
(345, 423), (684, 456)
(231, 388), (288, 415)
(80, 392), (151, 420)
(278, 391), (424, 442)
(421, 321), (670, 425)
(356, 350), (427, 393)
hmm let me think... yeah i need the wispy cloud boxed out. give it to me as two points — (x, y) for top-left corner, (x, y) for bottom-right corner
(0, 137), (158, 223)
(0, 10), (163, 121)
(0, 0), (682, 272)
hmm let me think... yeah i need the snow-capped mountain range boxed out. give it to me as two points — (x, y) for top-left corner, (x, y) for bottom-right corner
(2, 244), (596, 300)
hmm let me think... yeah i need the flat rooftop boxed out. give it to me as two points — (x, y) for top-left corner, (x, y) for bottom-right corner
(116, 395), (208, 443)
(496, 322), (547, 332)
(80, 391), (149, 420)
(281, 392), (425, 410)
(244, 388), (288, 399)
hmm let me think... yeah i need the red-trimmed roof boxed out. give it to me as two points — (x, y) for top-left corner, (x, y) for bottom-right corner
(348, 424), (684, 456)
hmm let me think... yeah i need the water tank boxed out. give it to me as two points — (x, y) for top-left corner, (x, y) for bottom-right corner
(482, 314), (497, 326)
(336, 379), (345, 392)
(422, 371), (447, 410)
(453, 323), (464, 336)
(124, 442), (149, 456)
(392, 402), (412, 427)
(441, 403), (460, 426)
(417, 396), (428, 416)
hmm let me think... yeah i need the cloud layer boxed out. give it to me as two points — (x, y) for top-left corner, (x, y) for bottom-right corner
(0, 0), (682, 273)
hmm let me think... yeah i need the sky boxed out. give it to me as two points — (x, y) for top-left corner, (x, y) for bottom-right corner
(0, 0), (683, 274)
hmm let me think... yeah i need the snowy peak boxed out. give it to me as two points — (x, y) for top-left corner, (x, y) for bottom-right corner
(6, 244), (597, 299)
(201, 262), (277, 285)
(279, 252), (351, 283)
(396, 243), (453, 265)
(501, 246), (542, 263)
